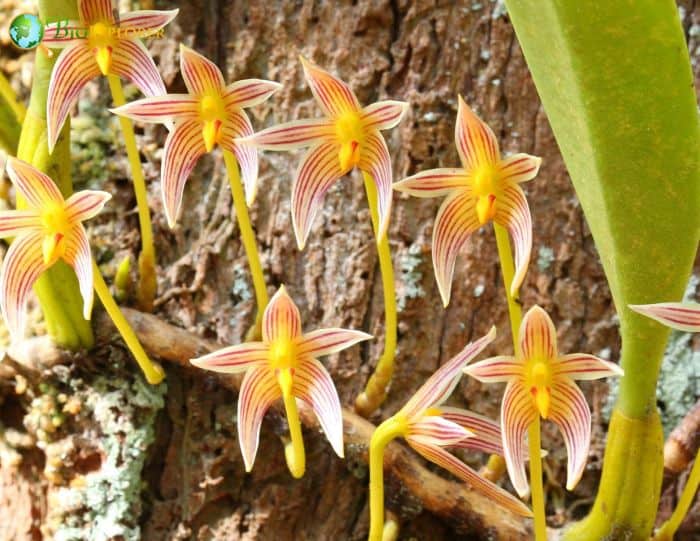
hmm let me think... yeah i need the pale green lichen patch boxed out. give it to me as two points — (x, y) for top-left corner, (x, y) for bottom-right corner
(398, 244), (426, 311)
(71, 97), (119, 189)
(51, 370), (166, 541)
(537, 245), (555, 272)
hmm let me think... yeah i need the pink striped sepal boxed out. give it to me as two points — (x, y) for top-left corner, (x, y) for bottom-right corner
(393, 95), (542, 306)
(46, 0), (178, 152)
(190, 285), (371, 474)
(386, 327), (533, 516)
(464, 305), (623, 497)
(630, 302), (700, 333)
(0, 158), (111, 343)
(111, 44), (282, 227)
(238, 56), (409, 250)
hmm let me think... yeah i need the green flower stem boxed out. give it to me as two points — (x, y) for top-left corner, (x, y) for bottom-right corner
(495, 223), (545, 536)
(107, 75), (157, 312)
(92, 259), (164, 384)
(0, 71), (24, 153)
(14, 0), (93, 349)
(355, 171), (398, 416)
(652, 451), (700, 540)
(222, 149), (269, 340)
(368, 415), (407, 541)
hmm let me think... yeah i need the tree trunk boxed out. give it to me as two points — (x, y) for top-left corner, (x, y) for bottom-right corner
(0, 0), (698, 539)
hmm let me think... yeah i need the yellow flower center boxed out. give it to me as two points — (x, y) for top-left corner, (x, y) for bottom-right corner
(269, 337), (298, 372)
(526, 359), (552, 419)
(471, 164), (499, 225)
(40, 203), (70, 266)
(199, 94), (226, 152)
(424, 407), (442, 417)
(88, 22), (115, 76)
(335, 111), (365, 172)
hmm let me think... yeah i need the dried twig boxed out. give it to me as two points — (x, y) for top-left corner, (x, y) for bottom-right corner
(664, 399), (700, 475)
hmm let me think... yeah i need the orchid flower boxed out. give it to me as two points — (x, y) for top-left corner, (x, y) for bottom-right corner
(191, 285), (371, 477)
(393, 96), (541, 306)
(464, 305), (623, 497)
(239, 57), (408, 250)
(111, 44), (281, 227)
(0, 157), (110, 342)
(46, 0), (178, 152)
(630, 302), (700, 332)
(368, 327), (531, 540)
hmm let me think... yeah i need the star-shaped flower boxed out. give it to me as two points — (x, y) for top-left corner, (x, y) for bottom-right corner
(46, 0), (178, 151)
(190, 285), (371, 475)
(464, 305), (623, 496)
(111, 45), (281, 226)
(394, 96), (541, 306)
(0, 158), (111, 342)
(239, 57), (408, 249)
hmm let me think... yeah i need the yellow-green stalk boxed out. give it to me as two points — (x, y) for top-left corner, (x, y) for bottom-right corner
(355, 171), (398, 416)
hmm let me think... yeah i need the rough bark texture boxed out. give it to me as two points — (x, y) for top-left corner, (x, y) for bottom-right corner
(0, 0), (699, 540)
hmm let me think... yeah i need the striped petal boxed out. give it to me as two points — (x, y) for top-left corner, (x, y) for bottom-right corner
(237, 367), (280, 472)
(47, 42), (100, 152)
(431, 189), (479, 307)
(494, 184), (532, 298)
(63, 224), (94, 319)
(291, 142), (343, 250)
(518, 305), (558, 363)
(293, 357), (344, 457)
(0, 211), (40, 239)
(115, 9), (179, 38)
(65, 190), (112, 223)
(160, 119), (206, 227)
(263, 285), (302, 343)
(180, 44), (225, 96)
(498, 153), (542, 184)
(554, 353), (623, 381)
(5, 158), (64, 209)
(0, 232), (47, 343)
(630, 302), (700, 333)
(463, 355), (522, 383)
(361, 100), (409, 131)
(43, 20), (84, 49)
(406, 416), (472, 447)
(399, 327), (496, 419)
(241, 119), (336, 151)
(224, 79), (282, 110)
(190, 342), (270, 374)
(440, 407), (504, 455)
(110, 95), (199, 124)
(408, 440), (533, 517)
(455, 95), (500, 172)
(393, 169), (468, 198)
(300, 56), (360, 118)
(219, 110), (259, 205)
(79, 0), (115, 24)
(549, 378), (591, 491)
(111, 39), (166, 98)
(501, 380), (537, 498)
(359, 132), (393, 242)
(296, 328), (372, 358)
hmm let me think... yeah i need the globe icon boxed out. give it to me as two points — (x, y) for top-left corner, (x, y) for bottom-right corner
(9, 13), (44, 50)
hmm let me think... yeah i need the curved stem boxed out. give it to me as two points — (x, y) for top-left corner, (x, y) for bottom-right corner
(528, 417), (547, 541)
(278, 369), (305, 478)
(222, 150), (269, 340)
(653, 451), (700, 540)
(368, 416), (407, 541)
(107, 75), (157, 312)
(92, 258), (164, 384)
(355, 171), (398, 416)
